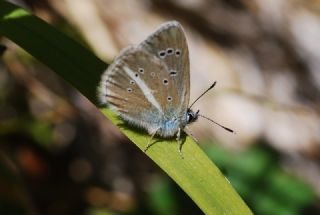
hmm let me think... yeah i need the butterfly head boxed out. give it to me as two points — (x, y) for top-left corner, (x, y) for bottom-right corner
(186, 109), (199, 124)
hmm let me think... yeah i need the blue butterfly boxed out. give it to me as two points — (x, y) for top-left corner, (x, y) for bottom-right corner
(99, 21), (233, 157)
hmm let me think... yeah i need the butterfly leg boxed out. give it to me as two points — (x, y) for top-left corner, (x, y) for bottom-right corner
(176, 128), (184, 159)
(143, 128), (159, 152)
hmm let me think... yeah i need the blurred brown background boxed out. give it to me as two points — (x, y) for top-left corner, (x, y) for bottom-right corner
(1, 0), (320, 214)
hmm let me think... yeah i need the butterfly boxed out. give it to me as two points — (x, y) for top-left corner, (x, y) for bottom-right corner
(98, 21), (233, 157)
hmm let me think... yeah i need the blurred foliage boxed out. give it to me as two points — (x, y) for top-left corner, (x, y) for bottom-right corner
(1, 0), (320, 215)
(204, 143), (316, 215)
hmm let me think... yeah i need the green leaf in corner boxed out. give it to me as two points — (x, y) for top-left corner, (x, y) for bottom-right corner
(0, 2), (107, 102)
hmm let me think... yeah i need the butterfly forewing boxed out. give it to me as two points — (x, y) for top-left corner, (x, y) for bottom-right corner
(139, 21), (190, 115)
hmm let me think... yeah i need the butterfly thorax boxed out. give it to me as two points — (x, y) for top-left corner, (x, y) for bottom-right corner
(155, 109), (198, 138)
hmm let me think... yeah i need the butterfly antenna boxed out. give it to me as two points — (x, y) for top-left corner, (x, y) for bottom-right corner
(189, 81), (217, 109)
(198, 114), (235, 133)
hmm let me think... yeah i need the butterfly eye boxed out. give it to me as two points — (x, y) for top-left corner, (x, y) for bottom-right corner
(167, 96), (172, 102)
(130, 80), (135, 85)
(135, 73), (139, 77)
(166, 48), (174, 55)
(127, 88), (133, 93)
(139, 68), (144, 73)
(169, 70), (177, 76)
(163, 79), (169, 85)
(159, 50), (166, 58)
(175, 49), (181, 57)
